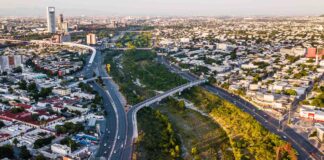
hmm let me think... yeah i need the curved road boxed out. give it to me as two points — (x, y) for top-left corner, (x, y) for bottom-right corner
(158, 56), (323, 160)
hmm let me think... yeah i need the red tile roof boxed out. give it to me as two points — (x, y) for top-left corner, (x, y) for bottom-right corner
(14, 103), (32, 109)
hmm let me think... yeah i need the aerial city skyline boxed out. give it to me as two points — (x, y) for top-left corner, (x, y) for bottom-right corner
(0, 1), (323, 160)
(1, 0), (324, 16)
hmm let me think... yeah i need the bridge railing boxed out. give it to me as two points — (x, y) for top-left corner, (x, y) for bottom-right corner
(130, 79), (207, 139)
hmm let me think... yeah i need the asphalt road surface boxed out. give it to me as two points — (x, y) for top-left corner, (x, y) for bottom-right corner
(158, 56), (323, 160)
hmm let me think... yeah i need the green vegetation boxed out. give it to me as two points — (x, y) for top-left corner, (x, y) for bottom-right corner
(104, 49), (234, 159)
(34, 136), (55, 149)
(310, 85), (324, 107)
(34, 154), (47, 160)
(117, 32), (152, 48)
(0, 145), (14, 159)
(16, 33), (52, 41)
(18, 82), (53, 101)
(253, 61), (269, 69)
(285, 55), (300, 64)
(104, 50), (186, 104)
(135, 108), (181, 160)
(60, 137), (80, 151)
(157, 98), (234, 159)
(55, 122), (84, 135)
(10, 107), (25, 113)
(293, 70), (308, 79)
(284, 89), (297, 96)
(182, 87), (294, 160)
(19, 146), (32, 159)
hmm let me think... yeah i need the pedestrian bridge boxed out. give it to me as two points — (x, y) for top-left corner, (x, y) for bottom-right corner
(130, 79), (208, 138)
(67, 77), (98, 88)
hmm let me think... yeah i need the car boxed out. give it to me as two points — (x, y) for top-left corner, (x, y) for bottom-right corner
(114, 150), (116, 154)
(117, 136), (120, 140)
(104, 143), (107, 147)
(282, 135), (287, 139)
(104, 151), (107, 154)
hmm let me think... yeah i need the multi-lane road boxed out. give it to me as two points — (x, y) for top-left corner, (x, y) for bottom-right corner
(158, 55), (323, 160)
(84, 31), (322, 160)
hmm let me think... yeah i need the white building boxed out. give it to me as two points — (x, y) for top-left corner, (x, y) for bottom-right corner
(314, 123), (324, 142)
(52, 87), (71, 96)
(51, 143), (71, 155)
(0, 56), (9, 71)
(300, 106), (324, 122)
(47, 7), (56, 33)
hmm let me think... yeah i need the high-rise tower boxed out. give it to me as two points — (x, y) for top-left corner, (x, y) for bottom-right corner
(47, 7), (56, 33)
(58, 14), (63, 30)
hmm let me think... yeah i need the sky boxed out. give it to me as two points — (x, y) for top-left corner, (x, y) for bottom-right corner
(0, 0), (324, 17)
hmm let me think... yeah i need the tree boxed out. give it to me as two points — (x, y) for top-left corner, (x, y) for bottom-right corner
(10, 107), (25, 113)
(37, 87), (53, 99)
(35, 154), (47, 160)
(20, 146), (32, 160)
(0, 120), (5, 128)
(230, 51), (237, 60)
(18, 80), (27, 90)
(191, 147), (198, 155)
(178, 100), (185, 111)
(60, 137), (79, 151)
(34, 136), (55, 149)
(13, 66), (22, 73)
(27, 82), (38, 93)
(12, 138), (19, 146)
(0, 145), (14, 159)
(31, 114), (39, 121)
(284, 89), (297, 96)
(8, 87), (14, 94)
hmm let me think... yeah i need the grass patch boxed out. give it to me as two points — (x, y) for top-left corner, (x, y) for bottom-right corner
(135, 108), (181, 160)
(103, 49), (186, 105)
(156, 98), (234, 160)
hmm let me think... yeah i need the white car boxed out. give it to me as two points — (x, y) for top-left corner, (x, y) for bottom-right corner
(104, 143), (107, 147)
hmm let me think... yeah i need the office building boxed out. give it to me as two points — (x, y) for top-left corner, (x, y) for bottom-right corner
(0, 56), (9, 71)
(86, 34), (97, 45)
(52, 33), (71, 43)
(62, 22), (69, 33)
(47, 7), (56, 33)
(58, 14), (64, 31)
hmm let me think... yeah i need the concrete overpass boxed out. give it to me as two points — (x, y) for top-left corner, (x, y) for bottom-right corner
(124, 31), (151, 33)
(67, 77), (98, 88)
(111, 48), (152, 51)
(122, 79), (208, 160)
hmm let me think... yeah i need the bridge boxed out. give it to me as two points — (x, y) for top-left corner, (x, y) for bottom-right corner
(111, 47), (152, 51)
(122, 79), (207, 160)
(67, 77), (98, 88)
(124, 31), (151, 33)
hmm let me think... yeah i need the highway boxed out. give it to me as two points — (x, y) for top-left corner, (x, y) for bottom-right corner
(75, 43), (125, 160)
(158, 56), (323, 160)
(94, 50), (127, 160)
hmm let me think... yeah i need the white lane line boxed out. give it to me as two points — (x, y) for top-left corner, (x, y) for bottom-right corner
(106, 90), (119, 160)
